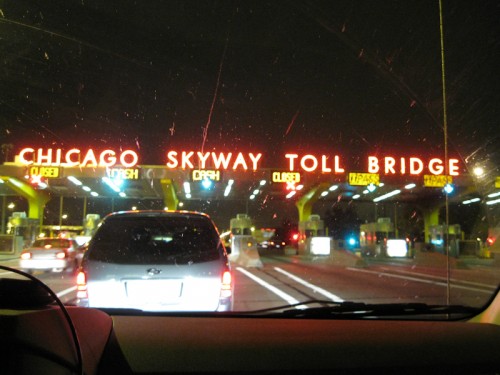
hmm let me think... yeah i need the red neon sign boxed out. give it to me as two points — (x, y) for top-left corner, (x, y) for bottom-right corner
(16, 148), (461, 177)
(166, 151), (263, 171)
(19, 148), (139, 168)
(367, 156), (460, 176)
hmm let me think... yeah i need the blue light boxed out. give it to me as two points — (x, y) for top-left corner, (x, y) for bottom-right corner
(443, 183), (454, 194)
(348, 237), (356, 246)
(201, 178), (213, 189)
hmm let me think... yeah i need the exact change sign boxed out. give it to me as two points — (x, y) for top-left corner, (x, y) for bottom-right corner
(348, 173), (380, 186)
(423, 175), (452, 187)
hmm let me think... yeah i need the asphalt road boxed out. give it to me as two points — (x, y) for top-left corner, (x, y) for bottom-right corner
(1, 254), (498, 310)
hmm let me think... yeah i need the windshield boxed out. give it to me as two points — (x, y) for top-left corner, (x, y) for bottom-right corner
(0, 0), (498, 315)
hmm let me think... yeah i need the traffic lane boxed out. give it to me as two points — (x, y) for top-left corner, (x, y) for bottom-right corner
(0, 261), (78, 305)
(364, 260), (500, 287)
(233, 265), (302, 311)
(278, 259), (497, 307)
(234, 256), (496, 310)
(260, 257), (450, 305)
(34, 270), (79, 304)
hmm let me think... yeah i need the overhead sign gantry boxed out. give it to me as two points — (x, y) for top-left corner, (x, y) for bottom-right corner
(2, 145), (496, 247)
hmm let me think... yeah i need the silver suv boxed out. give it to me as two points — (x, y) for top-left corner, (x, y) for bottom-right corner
(76, 211), (233, 312)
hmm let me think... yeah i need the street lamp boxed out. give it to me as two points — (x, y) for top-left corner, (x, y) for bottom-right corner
(473, 166), (485, 178)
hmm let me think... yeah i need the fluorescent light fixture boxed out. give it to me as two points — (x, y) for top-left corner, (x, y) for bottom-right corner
(259, 180), (266, 186)
(185, 193), (191, 199)
(321, 191), (328, 197)
(286, 191), (296, 199)
(296, 184), (304, 190)
(249, 194), (256, 200)
(363, 189), (369, 194)
(224, 179), (234, 197)
(90, 191), (99, 197)
(463, 197), (480, 204)
(352, 194), (360, 199)
(119, 192), (127, 197)
(68, 176), (83, 186)
(405, 183), (416, 189)
(102, 177), (121, 192)
(8, 178), (22, 188)
(373, 189), (401, 202)
(183, 182), (191, 194)
(253, 189), (259, 195)
(486, 198), (500, 205)
(487, 191), (500, 198)
(82, 186), (91, 192)
(329, 185), (338, 191)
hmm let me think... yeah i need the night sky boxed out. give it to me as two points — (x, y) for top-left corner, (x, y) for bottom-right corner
(1, 0), (499, 175)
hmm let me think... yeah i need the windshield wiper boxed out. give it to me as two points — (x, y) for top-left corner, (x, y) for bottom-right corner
(240, 300), (480, 319)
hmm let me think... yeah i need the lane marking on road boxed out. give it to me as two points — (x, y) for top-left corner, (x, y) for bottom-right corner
(236, 267), (307, 309)
(347, 267), (492, 294)
(57, 286), (77, 298)
(274, 267), (344, 302)
(378, 267), (497, 290)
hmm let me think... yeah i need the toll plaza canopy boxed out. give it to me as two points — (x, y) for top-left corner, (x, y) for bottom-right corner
(2, 146), (494, 234)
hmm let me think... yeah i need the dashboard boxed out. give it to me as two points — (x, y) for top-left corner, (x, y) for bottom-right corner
(2, 298), (500, 375)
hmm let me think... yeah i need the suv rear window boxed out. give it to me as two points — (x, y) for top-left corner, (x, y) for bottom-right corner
(87, 216), (221, 265)
(32, 239), (73, 248)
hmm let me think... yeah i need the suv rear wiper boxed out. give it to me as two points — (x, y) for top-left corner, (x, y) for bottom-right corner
(240, 299), (480, 319)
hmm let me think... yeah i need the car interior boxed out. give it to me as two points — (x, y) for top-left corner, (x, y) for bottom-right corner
(1, 265), (500, 375)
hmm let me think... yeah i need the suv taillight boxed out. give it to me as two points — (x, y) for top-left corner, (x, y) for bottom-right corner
(20, 252), (32, 260)
(220, 270), (232, 298)
(56, 251), (66, 259)
(76, 271), (88, 299)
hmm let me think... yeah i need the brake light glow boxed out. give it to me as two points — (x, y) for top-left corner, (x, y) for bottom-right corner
(20, 252), (32, 260)
(55, 251), (66, 259)
(220, 270), (232, 298)
(76, 271), (88, 299)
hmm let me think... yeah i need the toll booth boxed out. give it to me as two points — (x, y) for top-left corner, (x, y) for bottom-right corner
(298, 214), (329, 255)
(359, 217), (395, 257)
(1, 212), (39, 254)
(486, 226), (500, 260)
(428, 224), (462, 257)
(83, 214), (101, 237)
(229, 214), (262, 267)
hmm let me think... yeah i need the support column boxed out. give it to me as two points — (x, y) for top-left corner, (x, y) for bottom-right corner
(423, 207), (440, 244)
(160, 179), (179, 210)
(295, 182), (330, 254)
(1, 177), (51, 229)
